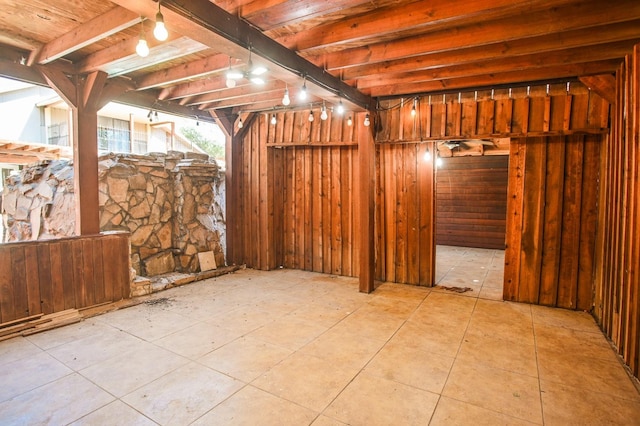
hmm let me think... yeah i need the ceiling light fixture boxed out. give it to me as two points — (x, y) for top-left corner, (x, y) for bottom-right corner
(282, 85), (290, 106)
(320, 102), (328, 120)
(153, 1), (168, 41)
(136, 19), (150, 57)
(225, 57), (241, 88)
(299, 77), (308, 100)
(364, 114), (370, 127)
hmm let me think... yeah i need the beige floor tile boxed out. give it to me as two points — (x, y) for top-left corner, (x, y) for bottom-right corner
(206, 306), (276, 334)
(47, 327), (146, 370)
(97, 303), (199, 342)
(122, 362), (243, 425)
(198, 335), (293, 382)
(537, 346), (640, 401)
(430, 396), (539, 425)
(442, 361), (543, 424)
(311, 415), (348, 425)
(358, 294), (423, 319)
(153, 322), (241, 359)
(0, 336), (42, 366)
(0, 373), (114, 425)
(541, 380), (640, 425)
(363, 341), (454, 394)
(478, 285), (504, 300)
(465, 316), (535, 347)
(70, 400), (157, 426)
(330, 310), (406, 342)
(248, 317), (329, 350)
(252, 352), (359, 412)
(79, 342), (188, 397)
(324, 372), (439, 425)
(193, 385), (317, 425)
(371, 282), (430, 302)
(531, 304), (600, 332)
(457, 332), (538, 377)
(284, 302), (352, 328)
(0, 351), (72, 403)
(534, 323), (620, 363)
(391, 318), (466, 358)
(24, 318), (108, 351)
(299, 328), (386, 370)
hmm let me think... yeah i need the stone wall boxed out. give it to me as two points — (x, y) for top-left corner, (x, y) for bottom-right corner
(1, 152), (226, 277)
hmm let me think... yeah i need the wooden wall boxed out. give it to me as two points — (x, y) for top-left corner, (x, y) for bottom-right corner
(503, 136), (601, 310)
(436, 155), (508, 249)
(593, 46), (640, 379)
(0, 232), (130, 325)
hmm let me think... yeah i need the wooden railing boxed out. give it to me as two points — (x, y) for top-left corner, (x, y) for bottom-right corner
(0, 232), (130, 325)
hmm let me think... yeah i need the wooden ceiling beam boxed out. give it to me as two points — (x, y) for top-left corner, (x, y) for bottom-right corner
(354, 42), (634, 90)
(340, 20), (640, 81)
(367, 60), (622, 97)
(312, 0), (640, 71)
(280, 0), (577, 52)
(579, 74), (617, 104)
(30, 6), (139, 65)
(161, 76), (227, 101)
(183, 80), (286, 106)
(197, 90), (284, 110)
(136, 53), (237, 90)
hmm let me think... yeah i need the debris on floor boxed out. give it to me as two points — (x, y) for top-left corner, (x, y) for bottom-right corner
(435, 285), (474, 293)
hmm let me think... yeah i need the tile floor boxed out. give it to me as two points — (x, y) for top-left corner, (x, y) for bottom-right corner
(1, 246), (639, 425)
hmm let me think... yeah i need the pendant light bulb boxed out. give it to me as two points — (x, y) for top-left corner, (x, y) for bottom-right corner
(436, 156), (443, 167)
(411, 98), (417, 117)
(308, 111), (314, 122)
(226, 77), (237, 88)
(299, 79), (307, 100)
(320, 103), (328, 121)
(347, 116), (353, 126)
(271, 114), (277, 125)
(153, 3), (168, 41)
(238, 117), (243, 128)
(282, 86), (290, 106)
(423, 148), (431, 162)
(136, 20), (149, 57)
(337, 99), (345, 115)
(364, 114), (371, 127)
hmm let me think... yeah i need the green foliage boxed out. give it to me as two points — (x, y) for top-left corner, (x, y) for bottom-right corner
(179, 126), (224, 159)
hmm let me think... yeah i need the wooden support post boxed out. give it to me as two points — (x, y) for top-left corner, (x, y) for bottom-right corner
(38, 67), (125, 235)
(357, 112), (375, 293)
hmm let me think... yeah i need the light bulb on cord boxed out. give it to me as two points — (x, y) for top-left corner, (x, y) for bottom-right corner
(320, 102), (328, 120)
(308, 111), (314, 122)
(337, 99), (344, 115)
(347, 116), (353, 126)
(282, 86), (290, 106)
(153, 2), (168, 41)
(299, 79), (307, 100)
(364, 114), (370, 127)
(411, 98), (417, 117)
(271, 114), (277, 125)
(423, 148), (431, 162)
(238, 117), (243, 128)
(436, 156), (443, 167)
(136, 20), (149, 57)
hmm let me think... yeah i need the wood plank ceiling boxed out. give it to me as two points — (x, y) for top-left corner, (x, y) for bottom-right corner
(0, 0), (639, 129)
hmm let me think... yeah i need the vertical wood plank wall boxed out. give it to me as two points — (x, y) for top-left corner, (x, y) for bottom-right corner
(435, 156), (509, 249)
(0, 232), (130, 324)
(594, 46), (640, 379)
(230, 83), (609, 290)
(503, 136), (601, 310)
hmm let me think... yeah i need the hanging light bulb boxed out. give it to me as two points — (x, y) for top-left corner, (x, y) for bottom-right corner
(364, 114), (371, 127)
(423, 148), (431, 162)
(411, 98), (417, 117)
(282, 86), (290, 106)
(347, 116), (353, 126)
(136, 20), (150, 57)
(147, 109), (153, 122)
(153, 2), (168, 41)
(154, 111), (159, 119)
(436, 156), (443, 167)
(271, 114), (277, 125)
(247, 47), (267, 76)
(320, 102), (328, 120)
(299, 78), (308, 100)
(238, 117), (243, 128)
(308, 111), (314, 122)
(336, 99), (344, 115)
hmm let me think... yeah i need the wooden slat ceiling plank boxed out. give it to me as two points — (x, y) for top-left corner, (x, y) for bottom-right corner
(313, 0), (640, 71)
(181, 80), (286, 106)
(354, 41), (635, 89)
(192, 90), (284, 109)
(579, 74), (617, 104)
(367, 60), (622, 97)
(340, 20), (640, 81)
(136, 54), (239, 90)
(160, 75), (227, 101)
(279, 0), (579, 52)
(30, 6), (140, 65)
